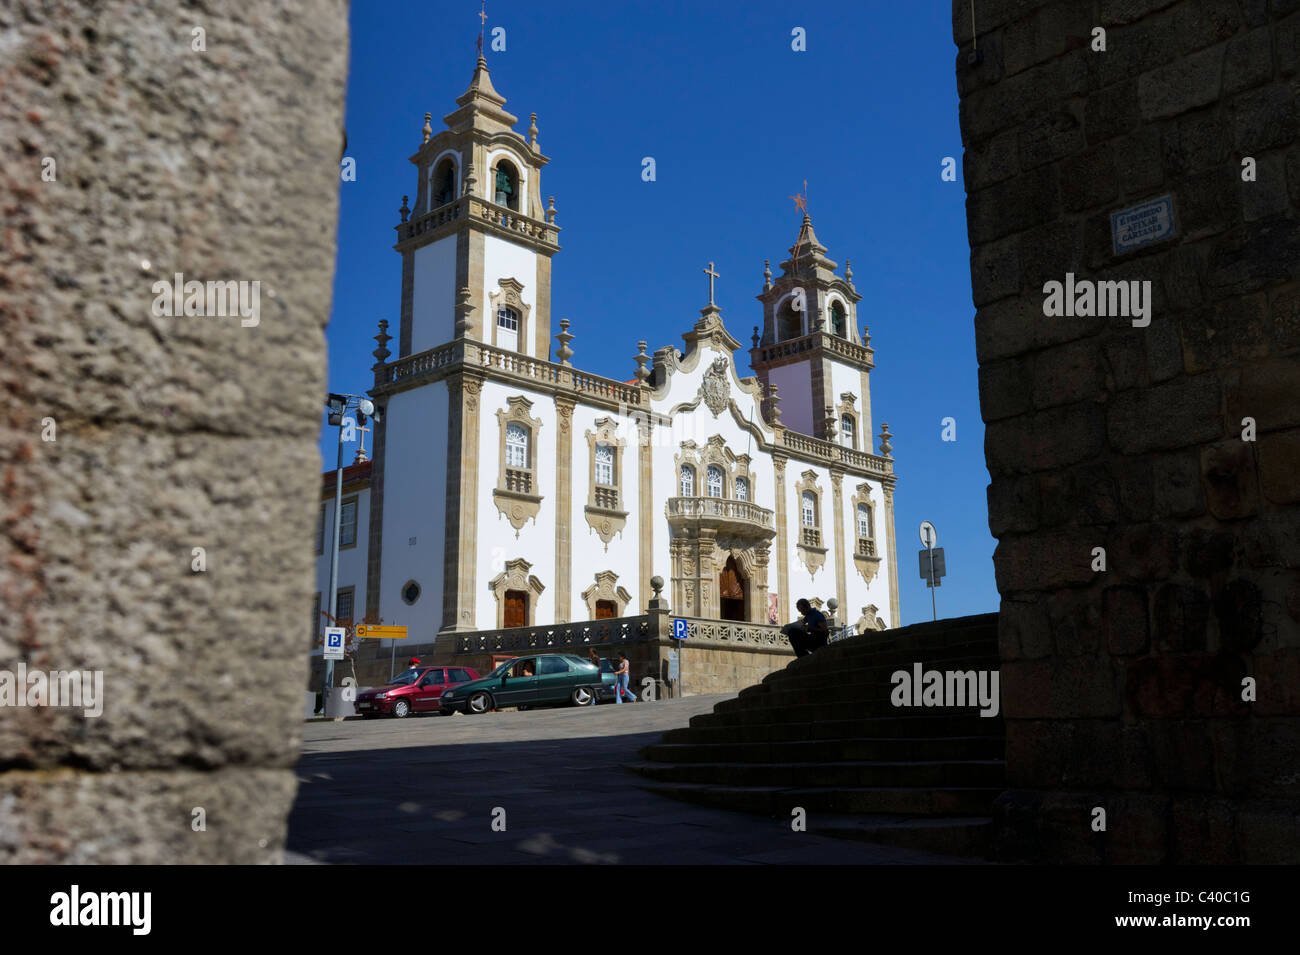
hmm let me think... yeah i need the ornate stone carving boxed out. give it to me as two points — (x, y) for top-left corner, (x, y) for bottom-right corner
(489, 277), (531, 351)
(492, 395), (544, 536)
(850, 482), (882, 585)
(581, 570), (632, 618)
(699, 355), (731, 417)
(488, 558), (546, 629)
(794, 469), (827, 577)
(583, 416), (628, 550)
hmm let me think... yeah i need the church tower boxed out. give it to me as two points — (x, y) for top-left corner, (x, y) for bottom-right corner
(393, 54), (560, 359)
(750, 215), (875, 453)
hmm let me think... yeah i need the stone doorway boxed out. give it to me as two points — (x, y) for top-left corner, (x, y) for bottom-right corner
(503, 590), (527, 629)
(719, 556), (746, 621)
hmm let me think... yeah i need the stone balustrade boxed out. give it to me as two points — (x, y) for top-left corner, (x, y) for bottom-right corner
(455, 615), (653, 655)
(666, 495), (775, 530)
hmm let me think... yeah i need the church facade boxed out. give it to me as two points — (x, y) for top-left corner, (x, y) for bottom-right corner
(348, 56), (900, 649)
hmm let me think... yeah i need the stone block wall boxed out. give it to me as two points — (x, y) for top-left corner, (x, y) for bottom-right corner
(0, 1), (348, 862)
(954, 0), (1300, 862)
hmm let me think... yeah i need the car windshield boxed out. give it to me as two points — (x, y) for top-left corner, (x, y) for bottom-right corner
(388, 668), (422, 686)
(486, 660), (517, 679)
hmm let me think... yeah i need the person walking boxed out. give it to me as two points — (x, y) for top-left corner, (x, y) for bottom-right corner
(613, 650), (638, 703)
(782, 599), (829, 657)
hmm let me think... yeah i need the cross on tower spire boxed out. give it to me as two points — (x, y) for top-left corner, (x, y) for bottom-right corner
(477, 0), (487, 56)
(703, 261), (720, 307)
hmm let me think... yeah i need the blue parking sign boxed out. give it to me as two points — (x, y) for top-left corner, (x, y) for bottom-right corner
(672, 618), (688, 640)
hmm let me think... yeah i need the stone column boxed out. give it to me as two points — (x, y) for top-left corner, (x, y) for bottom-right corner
(773, 453), (791, 622)
(441, 371), (483, 632)
(637, 412), (654, 610)
(830, 469), (848, 620)
(554, 396), (575, 623)
(882, 480), (899, 629)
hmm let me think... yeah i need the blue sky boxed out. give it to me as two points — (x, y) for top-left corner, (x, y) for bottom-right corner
(324, 1), (997, 625)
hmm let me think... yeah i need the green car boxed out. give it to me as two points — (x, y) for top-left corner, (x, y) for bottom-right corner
(439, 654), (605, 715)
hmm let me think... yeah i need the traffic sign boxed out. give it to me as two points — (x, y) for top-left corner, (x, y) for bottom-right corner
(324, 627), (346, 661)
(355, 624), (408, 639)
(672, 618), (688, 640)
(919, 521), (938, 549)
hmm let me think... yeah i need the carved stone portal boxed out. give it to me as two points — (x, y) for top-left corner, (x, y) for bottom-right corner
(489, 558), (546, 628)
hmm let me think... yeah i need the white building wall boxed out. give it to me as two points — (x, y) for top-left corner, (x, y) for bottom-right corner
(475, 379), (557, 629)
(311, 486), (370, 656)
(829, 361), (867, 448)
(410, 236), (457, 355)
(768, 362), (814, 436)
(481, 235), (540, 355)
(570, 403), (639, 619)
(377, 384), (449, 641)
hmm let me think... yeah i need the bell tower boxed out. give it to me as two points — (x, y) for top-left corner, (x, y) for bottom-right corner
(393, 54), (560, 360)
(750, 215), (875, 451)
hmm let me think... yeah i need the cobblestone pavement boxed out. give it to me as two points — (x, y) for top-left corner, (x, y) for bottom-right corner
(285, 695), (976, 865)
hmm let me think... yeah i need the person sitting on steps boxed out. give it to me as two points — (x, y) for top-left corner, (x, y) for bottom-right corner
(782, 598), (829, 657)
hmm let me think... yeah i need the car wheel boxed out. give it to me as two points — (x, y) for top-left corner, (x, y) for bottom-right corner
(571, 687), (595, 707)
(392, 699), (410, 719)
(468, 692), (493, 714)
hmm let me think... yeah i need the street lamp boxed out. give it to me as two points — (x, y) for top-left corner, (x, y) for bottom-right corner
(322, 392), (382, 713)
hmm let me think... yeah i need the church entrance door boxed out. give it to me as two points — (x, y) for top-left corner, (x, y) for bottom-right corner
(719, 556), (746, 622)
(504, 589), (527, 629)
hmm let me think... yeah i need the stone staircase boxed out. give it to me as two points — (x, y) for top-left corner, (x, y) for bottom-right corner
(624, 613), (1003, 858)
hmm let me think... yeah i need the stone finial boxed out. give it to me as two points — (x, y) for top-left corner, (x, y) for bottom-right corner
(752, 325), (760, 348)
(372, 318), (392, 365)
(454, 286), (476, 337)
(824, 405), (838, 439)
(815, 312), (826, 332)
(546, 195), (556, 224)
(422, 111), (432, 144)
(651, 575), (664, 598)
(826, 597), (839, 627)
(400, 195), (410, 224)
(763, 259), (772, 291)
(634, 340), (651, 384)
(862, 324), (871, 347)
(463, 162), (476, 197)
(528, 112), (539, 149)
(767, 383), (782, 425)
(555, 319), (575, 365)
(879, 422), (893, 457)
(845, 258), (854, 287)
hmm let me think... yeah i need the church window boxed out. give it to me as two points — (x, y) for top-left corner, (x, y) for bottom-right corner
(830, 300), (847, 338)
(496, 306), (520, 351)
(339, 497), (358, 549)
(841, 414), (856, 450)
(857, 503), (875, 557)
(801, 491), (817, 528)
(505, 423), (529, 469)
(680, 465), (695, 497)
(706, 465), (725, 498)
(777, 299), (801, 340)
(494, 160), (520, 210)
(734, 477), (749, 501)
(432, 159), (457, 209)
(401, 580), (421, 605)
(594, 444), (614, 487)
(335, 587), (354, 628)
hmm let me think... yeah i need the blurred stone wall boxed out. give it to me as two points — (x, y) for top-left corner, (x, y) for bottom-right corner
(0, 1), (348, 862)
(954, 0), (1299, 862)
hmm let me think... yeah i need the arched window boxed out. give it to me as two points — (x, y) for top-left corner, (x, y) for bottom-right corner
(706, 465), (725, 498)
(841, 414), (856, 450)
(494, 160), (520, 210)
(830, 300), (847, 338)
(777, 299), (801, 340)
(505, 423), (529, 469)
(432, 159), (457, 209)
(734, 477), (749, 501)
(679, 465), (695, 497)
(857, 503), (873, 539)
(594, 444), (614, 487)
(801, 491), (817, 528)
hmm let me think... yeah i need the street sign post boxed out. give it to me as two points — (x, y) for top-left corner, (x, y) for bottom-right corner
(355, 624), (408, 639)
(917, 521), (941, 622)
(323, 627), (346, 661)
(671, 618), (688, 697)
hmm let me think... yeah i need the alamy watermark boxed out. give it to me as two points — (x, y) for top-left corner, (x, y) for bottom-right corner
(0, 664), (104, 718)
(151, 272), (260, 327)
(890, 663), (999, 718)
(1042, 272), (1151, 328)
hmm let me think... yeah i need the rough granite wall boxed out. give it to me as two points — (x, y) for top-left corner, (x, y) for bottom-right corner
(954, 0), (1299, 862)
(0, 1), (348, 862)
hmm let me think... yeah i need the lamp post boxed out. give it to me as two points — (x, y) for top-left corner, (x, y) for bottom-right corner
(322, 392), (381, 712)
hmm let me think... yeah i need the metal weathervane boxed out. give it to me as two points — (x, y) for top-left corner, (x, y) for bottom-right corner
(789, 180), (809, 272)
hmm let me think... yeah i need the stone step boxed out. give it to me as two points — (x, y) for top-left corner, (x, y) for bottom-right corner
(690, 698), (1001, 728)
(629, 779), (1004, 816)
(642, 735), (1006, 765)
(625, 758), (1006, 789)
(806, 813), (995, 858)
(728, 656), (1001, 708)
(660, 713), (1004, 745)
(805, 617), (998, 662)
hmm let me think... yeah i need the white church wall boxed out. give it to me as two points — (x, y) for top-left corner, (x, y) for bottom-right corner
(410, 236), (457, 355)
(570, 403), (640, 619)
(829, 360), (867, 447)
(476, 379), (557, 629)
(311, 485), (369, 657)
(481, 234), (539, 354)
(783, 460), (839, 612)
(378, 384), (449, 640)
(768, 362), (814, 436)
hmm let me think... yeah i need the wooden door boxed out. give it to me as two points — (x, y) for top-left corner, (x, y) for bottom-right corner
(595, 600), (617, 619)
(504, 590), (527, 629)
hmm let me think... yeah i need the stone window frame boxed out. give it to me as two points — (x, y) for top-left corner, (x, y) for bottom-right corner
(698, 434), (736, 498)
(489, 277), (531, 354)
(776, 291), (803, 341)
(837, 392), (859, 452)
(584, 416), (629, 549)
(489, 557), (546, 628)
(706, 464), (726, 498)
(829, 298), (848, 338)
(335, 586), (356, 627)
(732, 453), (758, 503)
(675, 442), (700, 497)
(427, 150), (460, 212)
(851, 482), (883, 585)
(795, 470), (827, 576)
(338, 495), (360, 550)
(580, 570), (633, 619)
(492, 395), (544, 537)
(492, 156), (522, 211)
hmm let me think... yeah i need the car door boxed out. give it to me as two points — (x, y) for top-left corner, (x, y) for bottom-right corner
(413, 668), (448, 712)
(535, 654), (578, 703)
(495, 658), (539, 707)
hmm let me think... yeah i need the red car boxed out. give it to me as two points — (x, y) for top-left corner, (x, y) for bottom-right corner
(355, 665), (480, 719)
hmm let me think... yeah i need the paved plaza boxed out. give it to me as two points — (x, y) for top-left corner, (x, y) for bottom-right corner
(286, 695), (972, 865)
